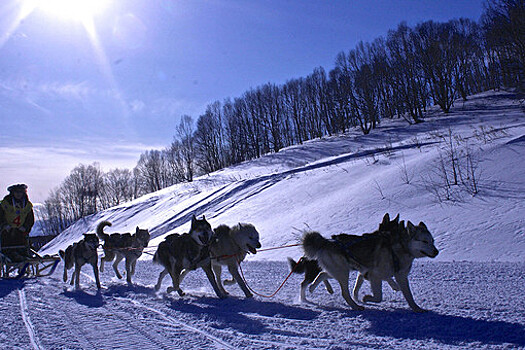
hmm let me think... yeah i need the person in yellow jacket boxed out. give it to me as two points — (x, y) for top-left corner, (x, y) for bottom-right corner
(0, 184), (35, 261)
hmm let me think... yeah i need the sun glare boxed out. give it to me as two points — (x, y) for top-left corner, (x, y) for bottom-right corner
(37, 0), (109, 22)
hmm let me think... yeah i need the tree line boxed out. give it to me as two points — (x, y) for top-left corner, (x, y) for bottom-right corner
(39, 0), (524, 236)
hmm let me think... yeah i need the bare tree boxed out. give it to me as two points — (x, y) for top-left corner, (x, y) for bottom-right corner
(482, 0), (525, 91)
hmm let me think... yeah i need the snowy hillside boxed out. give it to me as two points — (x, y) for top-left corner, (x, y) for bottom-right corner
(2, 91), (524, 350)
(41, 91), (525, 262)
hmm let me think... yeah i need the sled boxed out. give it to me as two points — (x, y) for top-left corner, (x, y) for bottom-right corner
(0, 233), (60, 279)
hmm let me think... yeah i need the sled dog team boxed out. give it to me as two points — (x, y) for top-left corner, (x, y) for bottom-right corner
(59, 213), (439, 312)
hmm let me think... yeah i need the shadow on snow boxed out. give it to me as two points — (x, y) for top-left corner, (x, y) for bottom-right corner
(363, 308), (525, 347)
(168, 295), (320, 337)
(61, 288), (105, 308)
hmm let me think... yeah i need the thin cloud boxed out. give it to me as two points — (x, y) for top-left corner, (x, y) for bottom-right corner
(0, 140), (164, 203)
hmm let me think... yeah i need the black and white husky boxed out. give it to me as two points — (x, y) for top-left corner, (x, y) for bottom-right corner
(96, 221), (150, 285)
(302, 213), (439, 312)
(153, 215), (226, 298)
(59, 234), (101, 290)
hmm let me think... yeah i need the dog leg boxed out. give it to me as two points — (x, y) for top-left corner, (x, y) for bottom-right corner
(155, 269), (168, 291)
(131, 259), (137, 275)
(99, 256), (105, 272)
(73, 264), (81, 290)
(386, 277), (400, 291)
(167, 266), (184, 296)
(69, 271), (75, 286)
(202, 263), (227, 299)
(92, 261), (101, 289)
(125, 258), (133, 285)
(323, 280), (334, 294)
(63, 266), (68, 283)
(113, 255), (124, 279)
(212, 264), (229, 296)
(395, 273), (426, 313)
(309, 272), (330, 293)
(227, 264), (252, 298)
(332, 269), (363, 311)
(363, 278), (383, 303)
(352, 274), (364, 301)
(300, 279), (309, 302)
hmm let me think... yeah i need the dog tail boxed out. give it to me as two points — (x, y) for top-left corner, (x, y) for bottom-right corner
(96, 221), (112, 241)
(152, 250), (159, 264)
(302, 231), (329, 260)
(152, 242), (163, 265)
(288, 257), (306, 274)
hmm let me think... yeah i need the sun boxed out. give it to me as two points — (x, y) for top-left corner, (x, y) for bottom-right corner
(37, 0), (109, 22)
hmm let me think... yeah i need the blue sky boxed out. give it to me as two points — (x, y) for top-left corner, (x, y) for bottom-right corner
(0, 0), (484, 202)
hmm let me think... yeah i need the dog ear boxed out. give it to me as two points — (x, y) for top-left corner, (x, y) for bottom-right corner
(418, 221), (428, 230)
(136, 226), (140, 233)
(393, 213), (400, 223)
(407, 221), (415, 236)
(382, 213), (390, 225)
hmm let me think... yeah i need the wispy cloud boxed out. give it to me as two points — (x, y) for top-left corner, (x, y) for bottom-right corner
(0, 78), (119, 102)
(0, 140), (164, 203)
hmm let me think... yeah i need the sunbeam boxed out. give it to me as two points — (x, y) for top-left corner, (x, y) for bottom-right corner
(82, 16), (130, 119)
(0, 1), (38, 50)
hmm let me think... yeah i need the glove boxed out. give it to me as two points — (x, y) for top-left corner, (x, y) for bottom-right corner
(18, 227), (27, 234)
(2, 224), (11, 232)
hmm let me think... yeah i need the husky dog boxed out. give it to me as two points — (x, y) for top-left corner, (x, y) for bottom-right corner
(153, 215), (226, 298)
(96, 221), (150, 284)
(290, 215), (402, 302)
(208, 223), (261, 298)
(287, 256), (334, 302)
(302, 214), (439, 312)
(306, 214), (402, 301)
(59, 234), (101, 290)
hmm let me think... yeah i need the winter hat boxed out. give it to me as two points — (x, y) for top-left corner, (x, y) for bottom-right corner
(7, 184), (28, 193)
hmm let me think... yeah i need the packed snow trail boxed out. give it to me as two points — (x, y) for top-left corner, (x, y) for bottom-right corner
(1, 261), (524, 349)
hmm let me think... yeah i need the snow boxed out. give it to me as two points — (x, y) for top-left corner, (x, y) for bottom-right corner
(2, 91), (524, 349)
(1, 261), (524, 349)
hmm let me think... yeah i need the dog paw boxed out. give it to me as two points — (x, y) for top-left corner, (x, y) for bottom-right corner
(363, 295), (381, 303)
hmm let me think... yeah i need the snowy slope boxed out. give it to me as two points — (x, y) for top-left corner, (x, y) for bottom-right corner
(41, 91), (525, 262)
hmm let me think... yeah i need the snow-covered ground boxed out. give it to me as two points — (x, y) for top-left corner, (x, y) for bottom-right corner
(1, 261), (524, 349)
(2, 90), (524, 349)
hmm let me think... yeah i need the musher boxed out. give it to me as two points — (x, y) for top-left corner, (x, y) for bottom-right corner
(0, 184), (35, 262)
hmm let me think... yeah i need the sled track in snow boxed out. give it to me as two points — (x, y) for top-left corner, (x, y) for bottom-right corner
(18, 289), (44, 350)
(114, 296), (236, 349)
(79, 272), (235, 349)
